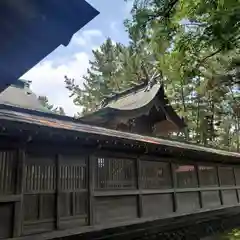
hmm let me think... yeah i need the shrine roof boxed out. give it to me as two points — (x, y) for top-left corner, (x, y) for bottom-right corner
(80, 82), (185, 129)
(0, 79), (50, 113)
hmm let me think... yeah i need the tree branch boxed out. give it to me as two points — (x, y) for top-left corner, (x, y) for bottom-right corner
(144, 0), (179, 26)
(199, 48), (223, 64)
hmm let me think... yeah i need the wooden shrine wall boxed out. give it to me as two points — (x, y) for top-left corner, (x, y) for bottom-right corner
(0, 142), (240, 239)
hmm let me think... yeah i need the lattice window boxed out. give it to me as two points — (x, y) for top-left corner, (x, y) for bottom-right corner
(59, 156), (87, 219)
(24, 155), (56, 193)
(60, 164), (86, 191)
(24, 154), (56, 222)
(173, 164), (198, 188)
(0, 151), (17, 194)
(218, 166), (235, 186)
(141, 161), (172, 189)
(95, 157), (136, 189)
(198, 166), (218, 187)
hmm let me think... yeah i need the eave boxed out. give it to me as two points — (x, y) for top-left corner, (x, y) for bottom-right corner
(0, 0), (99, 91)
(0, 105), (238, 163)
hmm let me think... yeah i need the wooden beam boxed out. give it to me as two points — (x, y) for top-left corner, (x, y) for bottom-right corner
(94, 190), (139, 197)
(0, 195), (21, 203)
(88, 156), (95, 225)
(13, 148), (25, 237)
(93, 186), (240, 197)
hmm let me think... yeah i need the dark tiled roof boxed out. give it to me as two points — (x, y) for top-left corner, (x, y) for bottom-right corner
(0, 79), (50, 112)
(104, 83), (160, 110)
(0, 0), (99, 91)
(80, 83), (161, 124)
(80, 83), (185, 130)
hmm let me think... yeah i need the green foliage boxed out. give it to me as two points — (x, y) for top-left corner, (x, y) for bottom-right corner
(38, 96), (65, 115)
(65, 38), (156, 115)
(65, 39), (127, 114)
(65, 0), (240, 152)
(123, 0), (240, 150)
(222, 229), (240, 239)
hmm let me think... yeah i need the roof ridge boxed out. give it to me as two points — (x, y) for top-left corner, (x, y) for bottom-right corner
(101, 81), (161, 107)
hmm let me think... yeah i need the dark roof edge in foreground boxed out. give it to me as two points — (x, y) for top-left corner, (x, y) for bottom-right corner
(0, 104), (239, 158)
(0, 0), (99, 91)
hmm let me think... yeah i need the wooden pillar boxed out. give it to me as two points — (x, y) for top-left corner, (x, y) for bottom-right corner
(13, 148), (25, 237)
(233, 167), (240, 203)
(195, 164), (203, 208)
(88, 156), (94, 225)
(216, 166), (223, 205)
(56, 154), (61, 229)
(136, 158), (143, 218)
(170, 163), (177, 212)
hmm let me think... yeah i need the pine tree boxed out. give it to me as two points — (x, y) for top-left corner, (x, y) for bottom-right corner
(65, 38), (156, 114)
(38, 96), (66, 116)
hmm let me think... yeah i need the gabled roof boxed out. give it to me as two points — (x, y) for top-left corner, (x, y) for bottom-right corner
(0, 79), (50, 113)
(0, 0), (99, 91)
(103, 83), (160, 110)
(80, 82), (185, 130)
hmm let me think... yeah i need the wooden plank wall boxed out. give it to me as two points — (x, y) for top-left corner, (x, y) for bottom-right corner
(0, 143), (240, 239)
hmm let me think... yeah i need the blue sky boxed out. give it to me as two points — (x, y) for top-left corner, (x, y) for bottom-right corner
(22, 0), (132, 116)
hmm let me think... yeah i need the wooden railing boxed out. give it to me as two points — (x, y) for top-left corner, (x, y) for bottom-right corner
(0, 148), (240, 239)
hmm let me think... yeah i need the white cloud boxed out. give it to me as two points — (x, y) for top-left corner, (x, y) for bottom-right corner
(72, 36), (86, 46)
(110, 21), (118, 32)
(22, 52), (90, 116)
(110, 21), (123, 37)
(71, 29), (103, 46)
(21, 27), (106, 117)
